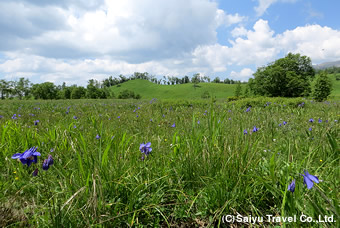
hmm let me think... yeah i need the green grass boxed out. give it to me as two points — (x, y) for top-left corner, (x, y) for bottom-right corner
(109, 79), (246, 99)
(0, 98), (339, 227)
(109, 77), (340, 100)
(329, 73), (340, 98)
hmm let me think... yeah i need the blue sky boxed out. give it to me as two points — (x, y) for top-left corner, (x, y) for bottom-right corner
(0, 0), (339, 86)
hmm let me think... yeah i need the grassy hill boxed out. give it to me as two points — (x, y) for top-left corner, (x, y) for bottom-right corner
(109, 77), (340, 100)
(109, 79), (244, 99)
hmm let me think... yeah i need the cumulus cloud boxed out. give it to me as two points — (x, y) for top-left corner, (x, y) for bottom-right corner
(0, 0), (244, 63)
(191, 19), (340, 80)
(230, 68), (254, 81)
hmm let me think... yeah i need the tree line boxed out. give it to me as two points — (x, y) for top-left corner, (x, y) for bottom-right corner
(0, 73), (244, 100)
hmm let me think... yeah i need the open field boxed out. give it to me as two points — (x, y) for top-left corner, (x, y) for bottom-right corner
(109, 76), (340, 100)
(0, 98), (339, 227)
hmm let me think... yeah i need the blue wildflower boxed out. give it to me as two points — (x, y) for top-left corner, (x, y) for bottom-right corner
(309, 127), (312, 131)
(309, 118), (314, 123)
(34, 120), (40, 125)
(243, 129), (248, 135)
(283, 121), (287, 125)
(12, 114), (18, 119)
(197, 120), (200, 124)
(252, 126), (259, 132)
(118, 116), (120, 119)
(301, 170), (319, 189)
(11, 147), (41, 167)
(171, 123), (176, 128)
(318, 118), (322, 123)
(287, 179), (296, 193)
(42, 155), (54, 171)
(279, 123), (282, 127)
(73, 116), (78, 119)
(245, 107), (251, 112)
(96, 134), (101, 139)
(140, 142), (152, 156)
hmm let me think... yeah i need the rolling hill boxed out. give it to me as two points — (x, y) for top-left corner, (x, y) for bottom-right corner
(109, 79), (244, 99)
(109, 77), (340, 100)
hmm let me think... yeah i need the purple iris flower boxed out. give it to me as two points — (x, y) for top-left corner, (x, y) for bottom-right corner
(309, 118), (314, 123)
(245, 107), (251, 112)
(279, 123), (282, 127)
(42, 155), (54, 171)
(309, 127), (312, 131)
(243, 129), (248, 135)
(11, 147), (41, 167)
(287, 179), (296, 193)
(171, 123), (176, 128)
(140, 142), (152, 156)
(301, 170), (319, 189)
(252, 126), (259, 132)
(197, 120), (200, 124)
(0, 115), (3, 119)
(96, 134), (101, 139)
(34, 120), (40, 125)
(318, 119), (322, 123)
(73, 116), (78, 119)
(118, 116), (120, 119)
(12, 114), (18, 119)
(283, 121), (287, 125)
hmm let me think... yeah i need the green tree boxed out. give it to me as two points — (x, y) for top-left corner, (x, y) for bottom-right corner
(212, 77), (221, 83)
(252, 53), (315, 97)
(31, 82), (57, 99)
(0, 79), (10, 99)
(312, 72), (332, 101)
(71, 86), (86, 99)
(234, 83), (242, 97)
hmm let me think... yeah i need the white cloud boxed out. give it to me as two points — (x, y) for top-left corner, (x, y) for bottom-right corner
(230, 68), (254, 81)
(0, 0), (245, 63)
(215, 9), (246, 27)
(231, 26), (248, 37)
(192, 19), (340, 78)
(277, 24), (340, 63)
(254, 0), (297, 16)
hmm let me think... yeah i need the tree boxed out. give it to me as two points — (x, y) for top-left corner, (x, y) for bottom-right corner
(31, 82), (57, 99)
(71, 86), (86, 99)
(313, 72), (332, 101)
(234, 83), (242, 97)
(0, 80), (10, 99)
(191, 73), (201, 87)
(252, 53), (315, 97)
(212, 77), (221, 83)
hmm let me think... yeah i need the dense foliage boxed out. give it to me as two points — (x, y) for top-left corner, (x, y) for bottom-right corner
(251, 53), (315, 97)
(313, 72), (333, 101)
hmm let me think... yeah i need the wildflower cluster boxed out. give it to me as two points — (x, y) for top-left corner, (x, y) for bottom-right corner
(11, 147), (54, 176)
(287, 170), (320, 193)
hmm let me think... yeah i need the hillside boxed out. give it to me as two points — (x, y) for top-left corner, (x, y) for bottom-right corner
(109, 79), (244, 99)
(109, 77), (340, 100)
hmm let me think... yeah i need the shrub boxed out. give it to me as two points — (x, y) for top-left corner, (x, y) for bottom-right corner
(201, 91), (210, 99)
(312, 72), (332, 102)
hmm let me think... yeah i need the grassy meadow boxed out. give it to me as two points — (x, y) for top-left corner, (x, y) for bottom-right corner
(109, 77), (340, 100)
(0, 97), (339, 227)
